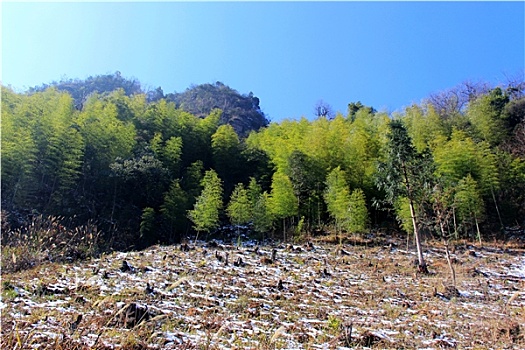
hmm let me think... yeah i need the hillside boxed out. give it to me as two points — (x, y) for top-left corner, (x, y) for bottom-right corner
(1, 236), (524, 349)
(2, 75), (525, 264)
(29, 72), (268, 136)
(166, 82), (269, 137)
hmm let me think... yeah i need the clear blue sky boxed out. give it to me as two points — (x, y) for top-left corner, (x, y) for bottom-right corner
(2, 1), (524, 121)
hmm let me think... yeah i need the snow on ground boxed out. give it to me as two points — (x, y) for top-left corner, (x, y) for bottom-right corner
(1, 237), (524, 349)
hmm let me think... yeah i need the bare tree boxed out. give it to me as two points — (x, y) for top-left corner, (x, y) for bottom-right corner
(502, 71), (525, 100)
(314, 100), (334, 119)
(426, 80), (490, 118)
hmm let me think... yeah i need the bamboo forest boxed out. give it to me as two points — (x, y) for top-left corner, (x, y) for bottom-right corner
(2, 73), (525, 263)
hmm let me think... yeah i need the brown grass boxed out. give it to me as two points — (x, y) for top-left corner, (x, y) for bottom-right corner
(1, 235), (524, 349)
(1, 213), (102, 273)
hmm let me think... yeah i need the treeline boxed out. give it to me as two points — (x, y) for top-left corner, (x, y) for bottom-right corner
(2, 75), (524, 251)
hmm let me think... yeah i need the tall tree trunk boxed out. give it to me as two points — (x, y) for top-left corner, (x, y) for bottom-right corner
(402, 159), (427, 273)
(283, 218), (286, 242)
(409, 197), (427, 273)
(437, 208), (456, 287)
(490, 187), (504, 229)
(443, 238), (456, 287)
(194, 231), (200, 245)
(11, 178), (21, 208)
(317, 183), (321, 227)
(474, 215), (482, 247)
(453, 207), (458, 239)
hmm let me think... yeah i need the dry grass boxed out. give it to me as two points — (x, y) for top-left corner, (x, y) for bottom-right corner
(1, 234), (524, 349)
(1, 213), (102, 274)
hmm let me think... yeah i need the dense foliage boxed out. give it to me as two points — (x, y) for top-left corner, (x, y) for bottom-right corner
(2, 74), (524, 253)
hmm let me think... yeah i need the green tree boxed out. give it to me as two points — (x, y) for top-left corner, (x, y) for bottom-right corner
(137, 98), (180, 144)
(226, 183), (252, 241)
(151, 133), (183, 177)
(347, 188), (369, 234)
(110, 154), (169, 208)
(212, 124), (242, 194)
(268, 172), (298, 241)
(376, 120), (431, 273)
(247, 178), (273, 236)
(242, 147), (273, 191)
(253, 192), (273, 236)
(455, 175), (485, 244)
(77, 94), (137, 216)
(182, 160), (205, 202)
(161, 180), (189, 243)
(287, 150), (325, 228)
(324, 168), (369, 236)
(344, 109), (384, 194)
(403, 104), (447, 152)
(393, 197), (415, 237)
(165, 137), (184, 171)
(348, 101), (376, 122)
(433, 131), (502, 229)
(188, 169), (223, 241)
(433, 131), (478, 185)
(467, 87), (510, 146)
(324, 167), (351, 235)
(475, 142), (503, 228)
(1, 88), (38, 208)
(78, 94), (136, 172)
(199, 109), (222, 140)
(29, 71), (143, 108)
(140, 207), (157, 246)
(21, 89), (84, 211)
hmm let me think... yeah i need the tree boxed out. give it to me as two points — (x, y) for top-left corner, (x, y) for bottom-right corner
(18, 89), (84, 211)
(324, 167), (369, 236)
(268, 172), (298, 241)
(376, 120), (431, 273)
(433, 131), (479, 186)
(4, 75), (524, 252)
(468, 87), (509, 146)
(347, 101), (376, 122)
(140, 207), (157, 246)
(503, 96), (525, 132)
(324, 167), (351, 236)
(344, 109), (384, 195)
(110, 154), (169, 209)
(226, 183), (252, 241)
(433, 131), (502, 230)
(212, 124), (242, 194)
(347, 189), (369, 234)
(151, 133), (183, 177)
(161, 180), (189, 243)
(455, 175), (485, 245)
(1, 88), (38, 208)
(403, 104), (447, 152)
(287, 150), (325, 228)
(314, 99), (334, 119)
(78, 94), (136, 183)
(182, 160), (205, 205)
(241, 147), (273, 190)
(247, 178), (273, 236)
(188, 169), (223, 241)
(29, 71), (143, 109)
(426, 80), (490, 120)
(252, 192), (274, 237)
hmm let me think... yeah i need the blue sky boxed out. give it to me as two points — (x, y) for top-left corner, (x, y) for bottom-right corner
(2, 1), (524, 121)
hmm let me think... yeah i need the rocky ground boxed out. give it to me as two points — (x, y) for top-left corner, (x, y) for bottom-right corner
(1, 234), (524, 349)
